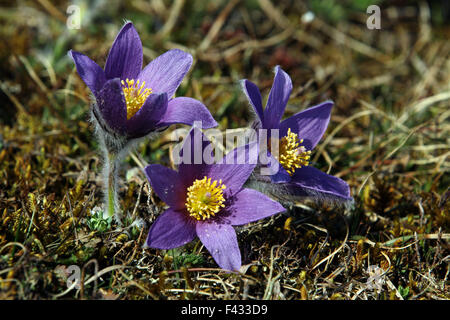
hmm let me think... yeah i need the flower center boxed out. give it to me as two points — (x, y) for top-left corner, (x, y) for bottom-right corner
(121, 78), (152, 120)
(185, 176), (226, 221)
(275, 128), (311, 176)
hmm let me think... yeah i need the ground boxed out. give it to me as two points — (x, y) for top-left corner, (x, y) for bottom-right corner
(0, 0), (449, 300)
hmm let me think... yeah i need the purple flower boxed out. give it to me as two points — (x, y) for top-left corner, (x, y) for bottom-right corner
(242, 66), (351, 202)
(69, 22), (217, 139)
(144, 127), (285, 271)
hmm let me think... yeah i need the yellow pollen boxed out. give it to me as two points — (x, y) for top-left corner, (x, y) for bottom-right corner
(185, 176), (226, 221)
(276, 128), (311, 176)
(121, 78), (152, 120)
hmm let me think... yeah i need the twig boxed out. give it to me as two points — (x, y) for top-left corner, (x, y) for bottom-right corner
(311, 219), (349, 271)
(156, 0), (185, 39)
(263, 244), (282, 300)
(198, 0), (240, 52)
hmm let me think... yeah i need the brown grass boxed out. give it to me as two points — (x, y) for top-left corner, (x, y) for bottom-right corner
(0, 0), (448, 300)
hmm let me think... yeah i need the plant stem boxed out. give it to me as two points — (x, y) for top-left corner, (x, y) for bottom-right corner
(104, 151), (119, 219)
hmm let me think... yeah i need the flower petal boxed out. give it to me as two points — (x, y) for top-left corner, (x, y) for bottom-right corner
(126, 92), (168, 138)
(138, 49), (193, 98)
(207, 142), (258, 197)
(146, 208), (196, 249)
(196, 220), (241, 271)
(241, 79), (264, 123)
(69, 50), (106, 95)
(95, 78), (127, 134)
(263, 66), (292, 129)
(177, 126), (215, 185)
(104, 22), (143, 80)
(158, 97), (217, 129)
(291, 166), (351, 200)
(221, 188), (285, 226)
(279, 101), (333, 150)
(144, 164), (185, 209)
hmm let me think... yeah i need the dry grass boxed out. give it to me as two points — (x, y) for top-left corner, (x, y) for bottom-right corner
(0, 0), (449, 300)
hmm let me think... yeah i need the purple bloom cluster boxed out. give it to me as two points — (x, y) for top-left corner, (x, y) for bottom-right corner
(70, 22), (216, 140)
(70, 22), (352, 271)
(145, 127), (285, 271)
(243, 66), (351, 202)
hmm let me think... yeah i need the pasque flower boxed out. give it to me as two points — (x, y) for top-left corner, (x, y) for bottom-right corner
(69, 21), (216, 140)
(242, 66), (351, 202)
(144, 127), (285, 271)
(69, 22), (217, 220)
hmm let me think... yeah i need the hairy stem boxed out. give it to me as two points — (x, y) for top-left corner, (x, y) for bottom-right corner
(103, 151), (119, 220)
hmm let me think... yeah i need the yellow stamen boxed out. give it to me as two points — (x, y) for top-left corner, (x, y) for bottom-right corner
(185, 176), (226, 221)
(121, 78), (152, 120)
(276, 128), (311, 176)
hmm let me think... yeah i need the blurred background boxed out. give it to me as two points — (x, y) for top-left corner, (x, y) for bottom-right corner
(0, 0), (448, 300)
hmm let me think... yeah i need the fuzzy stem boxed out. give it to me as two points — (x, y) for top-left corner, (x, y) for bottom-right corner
(104, 151), (119, 220)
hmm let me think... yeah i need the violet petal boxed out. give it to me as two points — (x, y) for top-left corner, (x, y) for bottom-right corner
(126, 92), (168, 138)
(242, 79), (264, 123)
(207, 142), (258, 197)
(178, 126), (214, 185)
(279, 101), (333, 150)
(196, 220), (241, 271)
(104, 22), (143, 81)
(263, 66), (292, 129)
(138, 49), (193, 98)
(291, 166), (351, 200)
(69, 50), (106, 95)
(144, 164), (185, 210)
(222, 188), (285, 226)
(146, 208), (197, 249)
(95, 78), (127, 134)
(158, 97), (217, 129)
